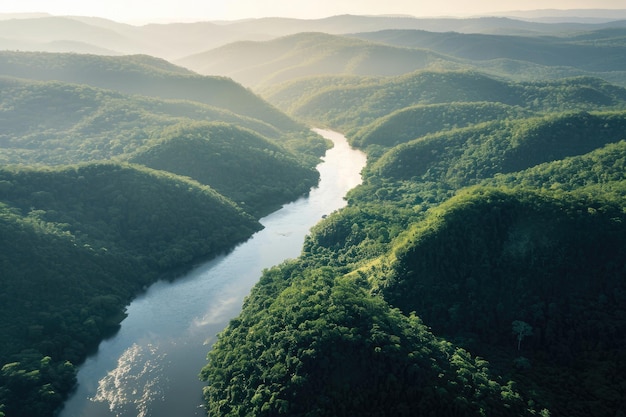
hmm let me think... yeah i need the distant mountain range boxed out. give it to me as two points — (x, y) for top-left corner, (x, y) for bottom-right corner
(493, 8), (626, 23)
(0, 11), (625, 59)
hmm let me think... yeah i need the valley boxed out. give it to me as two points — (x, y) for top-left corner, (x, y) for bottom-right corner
(0, 9), (625, 417)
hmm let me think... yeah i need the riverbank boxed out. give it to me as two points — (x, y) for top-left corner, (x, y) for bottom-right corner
(58, 130), (366, 417)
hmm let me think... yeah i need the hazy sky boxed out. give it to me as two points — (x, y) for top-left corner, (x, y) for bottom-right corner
(2, 0), (625, 23)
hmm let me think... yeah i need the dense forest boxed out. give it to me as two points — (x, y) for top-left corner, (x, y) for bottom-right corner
(198, 17), (626, 417)
(0, 52), (325, 416)
(1, 11), (626, 417)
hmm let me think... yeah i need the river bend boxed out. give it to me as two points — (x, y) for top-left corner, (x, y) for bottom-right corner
(59, 129), (366, 417)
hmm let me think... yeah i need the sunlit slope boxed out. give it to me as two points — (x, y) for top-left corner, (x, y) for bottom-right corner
(177, 32), (458, 88)
(369, 111), (626, 186)
(0, 77), (292, 164)
(276, 71), (626, 130)
(129, 122), (320, 217)
(282, 141), (626, 417)
(351, 102), (531, 148)
(201, 264), (538, 417)
(0, 162), (261, 417)
(0, 51), (301, 133)
(482, 139), (626, 191)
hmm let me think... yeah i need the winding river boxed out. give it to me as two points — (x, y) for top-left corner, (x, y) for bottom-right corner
(58, 129), (367, 417)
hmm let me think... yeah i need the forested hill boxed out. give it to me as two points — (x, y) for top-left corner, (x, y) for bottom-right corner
(0, 163), (261, 417)
(0, 51), (300, 132)
(203, 119), (626, 417)
(2, 14), (626, 417)
(350, 101), (532, 148)
(0, 50), (326, 416)
(201, 25), (626, 417)
(369, 111), (626, 185)
(376, 186), (626, 417)
(271, 71), (626, 131)
(128, 123), (320, 217)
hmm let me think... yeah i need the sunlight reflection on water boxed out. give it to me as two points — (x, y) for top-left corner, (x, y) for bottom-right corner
(59, 129), (366, 417)
(92, 343), (168, 417)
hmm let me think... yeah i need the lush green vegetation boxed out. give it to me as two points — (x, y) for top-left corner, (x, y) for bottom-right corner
(202, 42), (626, 417)
(0, 163), (262, 417)
(0, 51), (326, 416)
(350, 101), (532, 149)
(129, 122), (320, 216)
(203, 265), (538, 417)
(0, 66), (327, 215)
(376, 186), (626, 417)
(369, 111), (626, 185)
(0, 51), (302, 133)
(279, 71), (626, 131)
(3, 19), (626, 417)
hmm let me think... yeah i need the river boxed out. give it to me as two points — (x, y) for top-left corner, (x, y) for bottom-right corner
(58, 129), (367, 417)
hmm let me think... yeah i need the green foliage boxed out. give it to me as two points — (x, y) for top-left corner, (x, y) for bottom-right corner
(374, 186), (626, 416)
(369, 111), (626, 188)
(0, 162), (264, 416)
(271, 71), (626, 131)
(202, 267), (535, 416)
(0, 76), (321, 165)
(0, 50), (302, 133)
(204, 65), (626, 417)
(0, 162), (260, 267)
(129, 122), (319, 217)
(0, 49), (328, 417)
(350, 101), (531, 149)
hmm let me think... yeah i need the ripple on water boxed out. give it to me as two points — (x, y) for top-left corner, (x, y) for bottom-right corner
(92, 343), (168, 417)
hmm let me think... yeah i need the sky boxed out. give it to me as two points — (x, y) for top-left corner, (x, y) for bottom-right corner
(1, 0), (625, 23)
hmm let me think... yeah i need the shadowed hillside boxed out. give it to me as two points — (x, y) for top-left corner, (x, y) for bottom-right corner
(0, 163), (261, 417)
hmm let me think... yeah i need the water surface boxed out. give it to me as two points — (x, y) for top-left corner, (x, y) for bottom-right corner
(59, 129), (366, 417)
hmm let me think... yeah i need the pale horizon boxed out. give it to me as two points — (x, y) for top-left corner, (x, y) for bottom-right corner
(1, 1), (625, 25)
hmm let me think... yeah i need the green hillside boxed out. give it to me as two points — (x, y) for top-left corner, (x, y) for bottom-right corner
(370, 111), (626, 186)
(203, 44), (626, 417)
(377, 187), (626, 417)
(0, 50), (328, 417)
(282, 71), (626, 131)
(0, 163), (261, 417)
(351, 101), (531, 149)
(205, 131), (626, 417)
(0, 51), (301, 133)
(2, 15), (626, 417)
(0, 76), (325, 216)
(202, 264), (538, 417)
(129, 122), (320, 217)
(0, 76), (287, 164)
